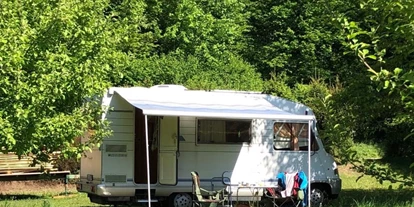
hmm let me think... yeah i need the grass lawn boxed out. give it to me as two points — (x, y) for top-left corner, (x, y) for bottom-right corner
(325, 165), (414, 207)
(0, 193), (104, 207)
(0, 181), (106, 207)
(1, 164), (414, 207)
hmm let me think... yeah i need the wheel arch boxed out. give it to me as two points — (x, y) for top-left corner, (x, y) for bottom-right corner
(311, 182), (332, 196)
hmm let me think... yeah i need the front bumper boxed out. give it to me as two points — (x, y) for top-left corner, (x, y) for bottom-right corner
(328, 178), (342, 195)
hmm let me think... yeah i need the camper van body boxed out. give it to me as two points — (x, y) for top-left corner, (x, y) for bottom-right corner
(77, 85), (341, 206)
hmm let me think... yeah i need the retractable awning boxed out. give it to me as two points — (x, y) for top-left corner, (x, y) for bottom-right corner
(113, 87), (314, 121)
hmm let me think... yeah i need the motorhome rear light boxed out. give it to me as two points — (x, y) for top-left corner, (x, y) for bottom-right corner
(91, 186), (95, 193)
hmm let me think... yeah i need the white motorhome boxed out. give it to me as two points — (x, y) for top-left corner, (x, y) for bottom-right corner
(77, 85), (341, 206)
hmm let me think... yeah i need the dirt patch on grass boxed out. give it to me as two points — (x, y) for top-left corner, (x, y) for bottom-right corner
(338, 164), (360, 176)
(53, 194), (78, 199)
(0, 180), (77, 195)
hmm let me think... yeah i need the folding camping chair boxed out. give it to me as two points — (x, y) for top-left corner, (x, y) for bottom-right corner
(191, 171), (228, 207)
(264, 171), (308, 207)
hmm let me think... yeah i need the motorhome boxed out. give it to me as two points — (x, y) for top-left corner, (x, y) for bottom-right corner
(77, 85), (341, 206)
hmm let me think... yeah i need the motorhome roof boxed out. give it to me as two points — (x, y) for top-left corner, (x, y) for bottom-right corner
(111, 86), (314, 121)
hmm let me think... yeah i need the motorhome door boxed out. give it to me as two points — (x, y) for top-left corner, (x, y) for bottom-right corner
(159, 116), (178, 185)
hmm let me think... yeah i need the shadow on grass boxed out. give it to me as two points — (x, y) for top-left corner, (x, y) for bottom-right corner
(378, 157), (414, 176)
(0, 194), (47, 201)
(0, 191), (80, 201)
(328, 188), (414, 207)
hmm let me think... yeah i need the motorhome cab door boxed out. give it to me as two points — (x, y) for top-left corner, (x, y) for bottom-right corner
(159, 116), (178, 185)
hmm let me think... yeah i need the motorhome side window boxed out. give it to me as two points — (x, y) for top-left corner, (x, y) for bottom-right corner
(273, 122), (319, 151)
(197, 119), (251, 144)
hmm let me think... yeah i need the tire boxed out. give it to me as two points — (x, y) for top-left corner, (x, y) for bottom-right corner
(169, 193), (193, 207)
(310, 188), (328, 206)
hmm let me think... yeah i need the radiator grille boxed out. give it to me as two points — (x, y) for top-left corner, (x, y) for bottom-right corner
(106, 144), (127, 152)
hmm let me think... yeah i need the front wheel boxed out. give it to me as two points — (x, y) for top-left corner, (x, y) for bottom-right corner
(310, 188), (328, 206)
(169, 193), (193, 207)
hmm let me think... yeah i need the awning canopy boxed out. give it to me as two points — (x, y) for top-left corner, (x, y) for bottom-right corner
(113, 87), (314, 121)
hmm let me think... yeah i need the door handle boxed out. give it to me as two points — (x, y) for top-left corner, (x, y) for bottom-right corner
(172, 133), (177, 144)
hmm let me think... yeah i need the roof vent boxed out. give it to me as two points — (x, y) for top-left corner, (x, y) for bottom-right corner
(150, 84), (187, 90)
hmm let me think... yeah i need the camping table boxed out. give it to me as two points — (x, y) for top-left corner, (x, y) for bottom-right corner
(228, 184), (279, 207)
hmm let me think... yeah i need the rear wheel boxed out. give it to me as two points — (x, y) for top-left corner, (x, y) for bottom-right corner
(169, 193), (192, 207)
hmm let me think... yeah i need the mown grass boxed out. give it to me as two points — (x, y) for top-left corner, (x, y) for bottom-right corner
(350, 142), (384, 160)
(0, 181), (106, 207)
(325, 141), (414, 207)
(0, 193), (104, 207)
(325, 164), (414, 207)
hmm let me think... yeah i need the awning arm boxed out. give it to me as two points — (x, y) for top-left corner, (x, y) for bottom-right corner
(145, 115), (151, 207)
(308, 119), (312, 207)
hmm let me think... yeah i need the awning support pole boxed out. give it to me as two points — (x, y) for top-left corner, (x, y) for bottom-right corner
(308, 119), (312, 207)
(145, 115), (151, 207)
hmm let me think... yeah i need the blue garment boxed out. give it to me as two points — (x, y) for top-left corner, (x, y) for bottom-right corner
(276, 171), (308, 206)
(298, 171), (308, 207)
(276, 172), (286, 189)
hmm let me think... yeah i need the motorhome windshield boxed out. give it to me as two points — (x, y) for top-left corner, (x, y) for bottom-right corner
(273, 122), (319, 151)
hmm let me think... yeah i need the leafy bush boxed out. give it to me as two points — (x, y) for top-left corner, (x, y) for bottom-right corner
(263, 72), (296, 101)
(186, 53), (263, 91)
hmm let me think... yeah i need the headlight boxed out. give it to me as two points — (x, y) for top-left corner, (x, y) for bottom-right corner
(333, 162), (339, 175)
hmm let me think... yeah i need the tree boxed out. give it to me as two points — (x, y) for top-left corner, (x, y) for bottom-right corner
(112, 0), (261, 91)
(145, 0), (250, 61)
(245, 0), (360, 83)
(339, 0), (414, 186)
(341, 0), (414, 155)
(0, 0), (120, 161)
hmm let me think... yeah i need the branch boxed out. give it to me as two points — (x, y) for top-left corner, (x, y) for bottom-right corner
(357, 51), (378, 75)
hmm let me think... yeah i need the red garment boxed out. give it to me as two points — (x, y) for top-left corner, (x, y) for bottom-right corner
(293, 173), (299, 196)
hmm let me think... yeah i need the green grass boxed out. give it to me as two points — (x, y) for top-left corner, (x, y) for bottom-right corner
(350, 142), (384, 160)
(325, 165), (414, 207)
(325, 142), (414, 207)
(0, 193), (105, 207)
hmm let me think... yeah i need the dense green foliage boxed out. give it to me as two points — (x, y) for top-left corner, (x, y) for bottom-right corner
(245, 0), (360, 83)
(337, 0), (414, 186)
(0, 0), (114, 161)
(0, 0), (413, 186)
(341, 0), (414, 153)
